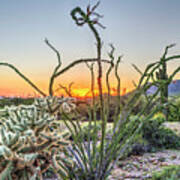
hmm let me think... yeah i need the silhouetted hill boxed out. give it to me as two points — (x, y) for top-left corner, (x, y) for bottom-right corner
(147, 80), (180, 96)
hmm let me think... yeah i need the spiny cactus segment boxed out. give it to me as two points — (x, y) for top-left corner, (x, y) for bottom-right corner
(0, 96), (76, 179)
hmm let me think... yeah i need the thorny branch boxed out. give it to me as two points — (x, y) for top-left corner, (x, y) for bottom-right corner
(45, 39), (62, 96)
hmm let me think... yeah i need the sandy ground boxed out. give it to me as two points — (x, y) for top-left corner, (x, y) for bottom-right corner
(110, 150), (180, 180)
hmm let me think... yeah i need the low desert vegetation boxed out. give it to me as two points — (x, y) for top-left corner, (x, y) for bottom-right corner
(151, 165), (180, 180)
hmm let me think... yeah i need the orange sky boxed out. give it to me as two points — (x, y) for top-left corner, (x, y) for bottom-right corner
(0, 60), (179, 98)
(0, 64), (134, 98)
(0, 79), (131, 98)
(0, 84), (130, 98)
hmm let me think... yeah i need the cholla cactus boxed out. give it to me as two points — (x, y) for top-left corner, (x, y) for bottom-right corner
(34, 96), (76, 115)
(0, 102), (69, 180)
(61, 101), (76, 113)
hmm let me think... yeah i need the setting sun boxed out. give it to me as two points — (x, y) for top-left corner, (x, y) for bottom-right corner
(71, 88), (89, 97)
(69, 87), (128, 98)
(71, 88), (99, 98)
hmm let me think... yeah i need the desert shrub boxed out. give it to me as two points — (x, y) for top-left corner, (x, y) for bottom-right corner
(130, 95), (147, 115)
(0, 98), (34, 108)
(129, 142), (153, 156)
(168, 97), (180, 122)
(0, 99), (12, 108)
(151, 165), (180, 180)
(142, 113), (180, 149)
(129, 113), (180, 155)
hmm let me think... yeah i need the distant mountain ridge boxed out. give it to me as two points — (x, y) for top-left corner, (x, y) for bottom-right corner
(147, 79), (180, 96)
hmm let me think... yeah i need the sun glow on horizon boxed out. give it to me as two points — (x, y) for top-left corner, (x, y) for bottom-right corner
(0, 86), (129, 99)
(57, 86), (129, 98)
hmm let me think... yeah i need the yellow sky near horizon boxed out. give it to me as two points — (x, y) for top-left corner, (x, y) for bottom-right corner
(0, 62), (135, 97)
(0, 57), (179, 98)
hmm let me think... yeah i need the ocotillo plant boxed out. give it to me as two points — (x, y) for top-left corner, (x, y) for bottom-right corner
(52, 2), (174, 180)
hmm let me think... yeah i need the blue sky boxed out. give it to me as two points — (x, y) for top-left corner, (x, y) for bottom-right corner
(0, 0), (180, 96)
